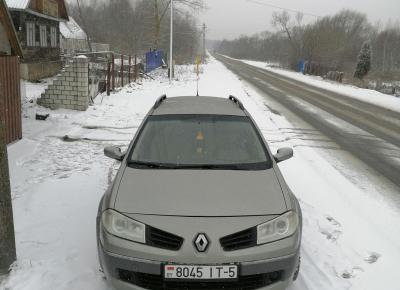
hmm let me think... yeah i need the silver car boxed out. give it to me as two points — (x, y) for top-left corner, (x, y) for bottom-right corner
(97, 95), (302, 290)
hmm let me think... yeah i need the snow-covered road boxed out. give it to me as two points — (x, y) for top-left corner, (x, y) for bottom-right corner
(240, 59), (400, 113)
(1, 56), (400, 290)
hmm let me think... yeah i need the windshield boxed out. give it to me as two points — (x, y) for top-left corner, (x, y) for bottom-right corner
(128, 115), (271, 170)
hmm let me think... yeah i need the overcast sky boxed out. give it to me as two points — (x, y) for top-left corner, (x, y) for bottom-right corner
(200, 0), (400, 40)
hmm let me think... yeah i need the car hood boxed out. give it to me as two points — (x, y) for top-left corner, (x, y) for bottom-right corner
(114, 168), (287, 217)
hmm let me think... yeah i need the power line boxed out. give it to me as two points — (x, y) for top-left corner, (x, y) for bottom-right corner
(246, 0), (321, 18)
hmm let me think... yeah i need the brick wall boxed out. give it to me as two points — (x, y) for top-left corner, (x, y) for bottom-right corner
(37, 56), (89, 111)
(20, 60), (63, 81)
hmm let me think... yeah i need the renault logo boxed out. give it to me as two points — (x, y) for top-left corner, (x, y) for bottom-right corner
(194, 233), (209, 252)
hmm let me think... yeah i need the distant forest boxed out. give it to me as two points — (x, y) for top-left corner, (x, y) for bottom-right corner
(218, 10), (400, 80)
(67, 0), (204, 64)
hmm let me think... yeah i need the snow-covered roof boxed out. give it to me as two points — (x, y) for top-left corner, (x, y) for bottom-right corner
(5, 0), (30, 9)
(60, 17), (86, 40)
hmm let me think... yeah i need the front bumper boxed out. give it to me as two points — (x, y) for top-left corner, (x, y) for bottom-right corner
(110, 277), (291, 290)
(97, 212), (301, 290)
(99, 243), (299, 290)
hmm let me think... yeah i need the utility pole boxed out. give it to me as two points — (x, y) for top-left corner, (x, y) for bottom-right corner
(0, 119), (16, 275)
(202, 23), (206, 64)
(169, 0), (174, 83)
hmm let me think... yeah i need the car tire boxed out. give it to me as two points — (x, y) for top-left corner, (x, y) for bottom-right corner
(97, 240), (104, 273)
(293, 256), (301, 281)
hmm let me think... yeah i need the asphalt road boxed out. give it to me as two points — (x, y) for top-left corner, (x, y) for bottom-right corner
(214, 54), (400, 188)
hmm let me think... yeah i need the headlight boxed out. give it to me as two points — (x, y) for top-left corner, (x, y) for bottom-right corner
(257, 211), (299, 245)
(102, 209), (146, 244)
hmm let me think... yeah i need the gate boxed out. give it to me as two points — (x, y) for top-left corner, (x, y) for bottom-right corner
(0, 56), (22, 144)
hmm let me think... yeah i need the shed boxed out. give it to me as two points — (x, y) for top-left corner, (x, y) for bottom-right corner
(60, 16), (89, 56)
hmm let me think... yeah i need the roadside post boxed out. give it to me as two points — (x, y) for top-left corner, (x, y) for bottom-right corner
(128, 55), (132, 83)
(196, 56), (201, 96)
(106, 60), (111, 96)
(121, 54), (124, 87)
(111, 54), (115, 91)
(134, 54), (137, 82)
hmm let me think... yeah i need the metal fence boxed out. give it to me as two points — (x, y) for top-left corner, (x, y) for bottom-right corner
(0, 56), (22, 144)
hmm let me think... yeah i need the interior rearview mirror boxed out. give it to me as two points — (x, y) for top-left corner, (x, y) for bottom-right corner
(274, 147), (293, 163)
(104, 146), (125, 161)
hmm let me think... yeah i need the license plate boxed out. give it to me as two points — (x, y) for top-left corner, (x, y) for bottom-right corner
(164, 264), (238, 280)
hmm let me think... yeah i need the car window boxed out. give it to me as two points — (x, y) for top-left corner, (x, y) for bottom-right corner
(128, 115), (271, 170)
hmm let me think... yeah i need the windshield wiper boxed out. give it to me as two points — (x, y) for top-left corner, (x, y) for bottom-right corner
(127, 161), (178, 169)
(175, 164), (248, 170)
(128, 162), (263, 170)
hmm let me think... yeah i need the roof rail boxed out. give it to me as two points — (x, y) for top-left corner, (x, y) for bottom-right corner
(153, 94), (167, 109)
(228, 95), (245, 110)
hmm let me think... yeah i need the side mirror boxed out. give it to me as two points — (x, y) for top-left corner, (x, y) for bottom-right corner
(104, 146), (125, 161)
(274, 147), (293, 163)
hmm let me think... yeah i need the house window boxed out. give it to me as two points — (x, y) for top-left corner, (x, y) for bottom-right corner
(40, 25), (47, 47)
(50, 27), (57, 47)
(26, 22), (36, 47)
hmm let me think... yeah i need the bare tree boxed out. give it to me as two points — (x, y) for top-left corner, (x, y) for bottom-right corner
(75, 0), (92, 52)
(0, 119), (16, 275)
(272, 11), (304, 68)
(272, 11), (293, 43)
(372, 22), (400, 79)
(68, 0), (202, 63)
(151, 0), (204, 48)
(220, 9), (381, 76)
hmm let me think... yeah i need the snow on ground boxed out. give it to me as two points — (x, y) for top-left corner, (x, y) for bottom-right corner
(20, 78), (56, 119)
(1, 56), (400, 290)
(238, 59), (400, 113)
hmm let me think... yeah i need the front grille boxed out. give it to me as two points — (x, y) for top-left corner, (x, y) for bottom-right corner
(119, 270), (282, 290)
(220, 228), (257, 251)
(146, 226), (184, 251)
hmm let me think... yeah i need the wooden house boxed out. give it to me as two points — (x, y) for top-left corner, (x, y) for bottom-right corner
(5, 0), (69, 80)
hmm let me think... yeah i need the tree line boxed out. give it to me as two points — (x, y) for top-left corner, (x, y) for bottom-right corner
(68, 0), (204, 64)
(218, 9), (400, 81)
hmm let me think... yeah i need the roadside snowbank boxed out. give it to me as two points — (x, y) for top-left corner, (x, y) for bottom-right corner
(1, 57), (399, 290)
(241, 59), (400, 113)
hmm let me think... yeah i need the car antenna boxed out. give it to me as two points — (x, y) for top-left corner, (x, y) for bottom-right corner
(196, 78), (199, 96)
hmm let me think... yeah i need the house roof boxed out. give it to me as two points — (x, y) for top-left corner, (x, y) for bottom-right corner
(4, 0), (29, 9)
(0, 0), (23, 56)
(5, 0), (69, 21)
(60, 16), (86, 40)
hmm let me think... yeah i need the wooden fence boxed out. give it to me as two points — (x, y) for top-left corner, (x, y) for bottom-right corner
(0, 56), (22, 144)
